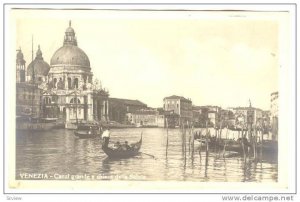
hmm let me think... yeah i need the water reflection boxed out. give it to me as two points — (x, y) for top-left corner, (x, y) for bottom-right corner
(16, 128), (278, 182)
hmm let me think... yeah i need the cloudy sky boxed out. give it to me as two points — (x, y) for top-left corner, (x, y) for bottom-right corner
(12, 9), (281, 110)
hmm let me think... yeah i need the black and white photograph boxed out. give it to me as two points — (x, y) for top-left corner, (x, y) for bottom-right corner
(2, 2), (298, 200)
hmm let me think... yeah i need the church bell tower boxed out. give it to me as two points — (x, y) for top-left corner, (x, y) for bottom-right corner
(16, 48), (26, 82)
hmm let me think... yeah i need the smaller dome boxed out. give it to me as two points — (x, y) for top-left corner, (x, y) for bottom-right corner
(27, 45), (50, 76)
(17, 49), (24, 60)
(66, 26), (75, 33)
(27, 60), (51, 76)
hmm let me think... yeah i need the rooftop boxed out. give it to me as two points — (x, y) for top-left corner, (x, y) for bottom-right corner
(164, 95), (192, 103)
(232, 106), (263, 111)
(109, 98), (147, 107)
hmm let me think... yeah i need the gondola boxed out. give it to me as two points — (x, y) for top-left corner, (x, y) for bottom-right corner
(74, 123), (102, 139)
(102, 133), (142, 159)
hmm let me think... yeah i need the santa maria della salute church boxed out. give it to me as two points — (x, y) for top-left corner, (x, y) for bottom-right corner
(16, 21), (110, 129)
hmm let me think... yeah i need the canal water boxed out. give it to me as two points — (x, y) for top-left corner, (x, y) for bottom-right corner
(16, 128), (277, 182)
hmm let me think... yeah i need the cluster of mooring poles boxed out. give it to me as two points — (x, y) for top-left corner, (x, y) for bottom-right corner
(164, 102), (268, 173)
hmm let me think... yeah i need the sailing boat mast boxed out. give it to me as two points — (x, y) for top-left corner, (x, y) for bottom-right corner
(75, 90), (78, 126)
(31, 35), (35, 117)
(31, 35), (34, 62)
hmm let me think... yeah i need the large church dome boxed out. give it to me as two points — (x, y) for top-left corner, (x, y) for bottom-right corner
(51, 45), (90, 68)
(50, 21), (91, 69)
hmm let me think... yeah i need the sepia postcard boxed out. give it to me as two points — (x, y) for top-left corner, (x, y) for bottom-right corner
(2, 3), (297, 197)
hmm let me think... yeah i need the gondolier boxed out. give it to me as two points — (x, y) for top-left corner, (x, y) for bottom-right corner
(102, 128), (110, 138)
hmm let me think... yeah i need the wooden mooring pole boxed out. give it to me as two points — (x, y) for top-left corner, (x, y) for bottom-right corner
(191, 125), (195, 161)
(253, 125), (257, 160)
(184, 122), (187, 168)
(241, 125), (247, 162)
(166, 118), (169, 157)
(205, 121), (209, 163)
(260, 128), (263, 159)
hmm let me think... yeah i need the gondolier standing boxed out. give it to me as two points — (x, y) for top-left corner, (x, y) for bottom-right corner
(102, 128), (111, 146)
(102, 128), (110, 138)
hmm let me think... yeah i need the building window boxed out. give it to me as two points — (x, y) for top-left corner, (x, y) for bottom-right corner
(70, 98), (80, 104)
(68, 77), (72, 89)
(74, 78), (79, 89)
(44, 97), (51, 104)
(53, 78), (57, 88)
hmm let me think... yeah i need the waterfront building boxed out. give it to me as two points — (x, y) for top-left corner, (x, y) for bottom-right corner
(127, 109), (159, 127)
(196, 106), (209, 127)
(16, 82), (42, 118)
(270, 92), (278, 118)
(270, 91), (278, 140)
(192, 106), (201, 127)
(164, 110), (180, 128)
(108, 98), (147, 124)
(194, 105), (221, 127)
(163, 95), (192, 126)
(207, 106), (222, 127)
(261, 110), (271, 133)
(228, 106), (263, 129)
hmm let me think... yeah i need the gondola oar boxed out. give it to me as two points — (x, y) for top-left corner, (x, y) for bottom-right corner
(140, 152), (156, 159)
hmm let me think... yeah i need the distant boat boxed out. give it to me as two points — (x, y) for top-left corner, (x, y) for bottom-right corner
(16, 116), (58, 131)
(74, 123), (102, 139)
(196, 137), (278, 155)
(102, 133), (142, 159)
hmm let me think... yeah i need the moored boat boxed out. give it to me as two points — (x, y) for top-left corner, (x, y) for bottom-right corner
(74, 123), (102, 139)
(16, 116), (58, 131)
(102, 133), (142, 159)
(195, 137), (278, 155)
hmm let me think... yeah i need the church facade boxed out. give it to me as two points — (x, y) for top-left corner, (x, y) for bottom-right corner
(16, 21), (109, 128)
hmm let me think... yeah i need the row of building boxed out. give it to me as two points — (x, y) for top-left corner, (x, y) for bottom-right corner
(15, 21), (278, 133)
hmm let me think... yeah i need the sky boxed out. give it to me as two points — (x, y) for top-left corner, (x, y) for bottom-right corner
(12, 9), (281, 110)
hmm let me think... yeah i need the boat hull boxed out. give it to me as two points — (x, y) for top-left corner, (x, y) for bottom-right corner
(196, 139), (278, 155)
(102, 134), (142, 159)
(16, 122), (56, 131)
(74, 131), (102, 139)
(102, 147), (140, 159)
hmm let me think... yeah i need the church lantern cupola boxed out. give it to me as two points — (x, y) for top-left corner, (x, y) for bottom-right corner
(64, 20), (77, 46)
